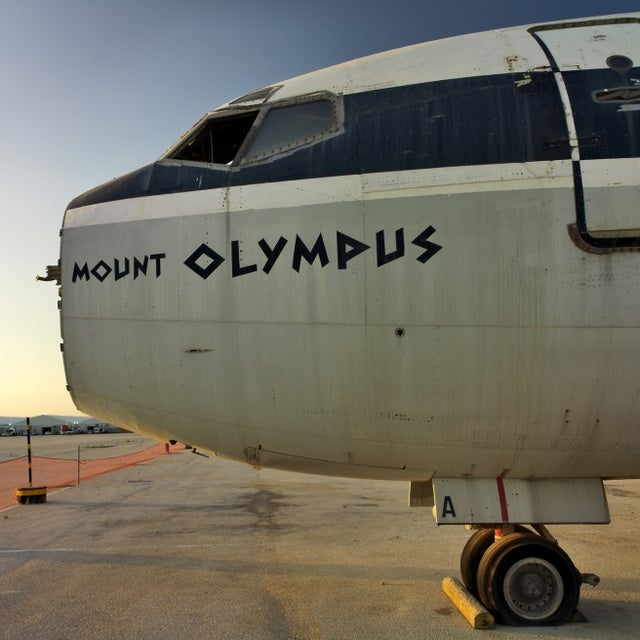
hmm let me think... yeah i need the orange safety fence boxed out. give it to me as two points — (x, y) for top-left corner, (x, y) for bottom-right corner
(0, 442), (184, 510)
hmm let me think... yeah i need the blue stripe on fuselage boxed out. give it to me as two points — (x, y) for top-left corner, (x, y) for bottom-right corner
(67, 68), (638, 210)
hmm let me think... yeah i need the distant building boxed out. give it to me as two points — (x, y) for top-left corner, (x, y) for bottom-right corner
(73, 418), (125, 434)
(8, 415), (127, 436)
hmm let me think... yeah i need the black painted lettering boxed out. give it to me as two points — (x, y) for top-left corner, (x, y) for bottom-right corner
(258, 237), (288, 274)
(114, 258), (130, 281)
(337, 232), (370, 269)
(133, 256), (149, 279)
(376, 228), (405, 266)
(184, 243), (225, 279)
(149, 253), (166, 277)
(90, 260), (112, 283)
(292, 234), (329, 272)
(412, 225), (442, 263)
(442, 496), (457, 518)
(72, 262), (90, 282)
(231, 241), (258, 277)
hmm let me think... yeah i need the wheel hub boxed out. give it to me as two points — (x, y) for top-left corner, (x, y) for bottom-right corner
(503, 557), (564, 620)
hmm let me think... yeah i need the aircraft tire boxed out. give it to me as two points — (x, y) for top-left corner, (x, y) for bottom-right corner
(460, 525), (529, 596)
(476, 532), (580, 626)
(460, 528), (495, 595)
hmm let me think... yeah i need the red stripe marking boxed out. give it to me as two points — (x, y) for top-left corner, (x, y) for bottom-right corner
(496, 469), (510, 523)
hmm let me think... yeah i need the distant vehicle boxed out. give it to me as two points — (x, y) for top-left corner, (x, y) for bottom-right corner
(50, 13), (640, 626)
(0, 427), (15, 437)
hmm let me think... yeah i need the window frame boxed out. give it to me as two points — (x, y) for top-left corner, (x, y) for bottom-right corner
(239, 92), (344, 166)
(160, 106), (261, 169)
(159, 91), (343, 170)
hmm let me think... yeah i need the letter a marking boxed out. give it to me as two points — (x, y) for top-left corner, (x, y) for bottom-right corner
(442, 496), (457, 518)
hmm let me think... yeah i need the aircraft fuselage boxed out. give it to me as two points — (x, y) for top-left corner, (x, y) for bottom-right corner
(60, 15), (640, 482)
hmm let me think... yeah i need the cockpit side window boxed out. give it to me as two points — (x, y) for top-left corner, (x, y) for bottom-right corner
(162, 93), (341, 168)
(243, 99), (337, 161)
(167, 110), (259, 165)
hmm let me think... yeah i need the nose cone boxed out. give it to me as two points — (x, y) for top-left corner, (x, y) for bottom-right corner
(66, 163), (156, 210)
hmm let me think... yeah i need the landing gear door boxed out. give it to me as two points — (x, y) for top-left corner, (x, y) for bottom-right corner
(431, 478), (610, 525)
(530, 18), (640, 250)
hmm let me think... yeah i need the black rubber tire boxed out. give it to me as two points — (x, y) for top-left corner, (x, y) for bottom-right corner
(460, 526), (529, 596)
(460, 528), (495, 595)
(476, 532), (581, 626)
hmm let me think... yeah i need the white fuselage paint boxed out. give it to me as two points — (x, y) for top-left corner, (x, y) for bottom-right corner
(61, 162), (640, 479)
(60, 15), (640, 481)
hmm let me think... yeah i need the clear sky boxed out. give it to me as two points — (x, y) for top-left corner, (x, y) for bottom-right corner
(0, 0), (637, 418)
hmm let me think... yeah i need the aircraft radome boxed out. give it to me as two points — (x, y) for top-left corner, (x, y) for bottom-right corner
(41, 13), (640, 626)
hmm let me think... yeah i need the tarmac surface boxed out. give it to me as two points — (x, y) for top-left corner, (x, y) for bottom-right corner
(1, 435), (639, 639)
(0, 432), (165, 462)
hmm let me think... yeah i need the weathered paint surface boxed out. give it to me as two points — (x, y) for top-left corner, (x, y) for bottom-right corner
(60, 15), (640, 485)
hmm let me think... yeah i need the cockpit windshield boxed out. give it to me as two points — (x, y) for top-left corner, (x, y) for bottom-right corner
(166, 110), (259, 165)
(244, 100), (335, 161)
(163, 92), (341, 167)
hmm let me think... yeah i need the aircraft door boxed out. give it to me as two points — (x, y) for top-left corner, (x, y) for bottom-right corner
(530, 18), (640, 250)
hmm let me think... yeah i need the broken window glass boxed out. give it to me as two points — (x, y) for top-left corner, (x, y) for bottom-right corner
(167, 110), (259, 165)
(163, 94), (340, 167)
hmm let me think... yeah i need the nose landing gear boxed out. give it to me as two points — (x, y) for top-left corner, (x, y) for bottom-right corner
(460, 527), (589, 626)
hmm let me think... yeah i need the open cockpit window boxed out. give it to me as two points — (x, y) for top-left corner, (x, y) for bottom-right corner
(166, 110), (259, 165)
(162, 92), (341, 167)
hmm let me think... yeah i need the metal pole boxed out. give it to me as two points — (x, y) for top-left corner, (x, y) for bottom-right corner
(26, 416), (33, 487)
(77, 446), (81, 485)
